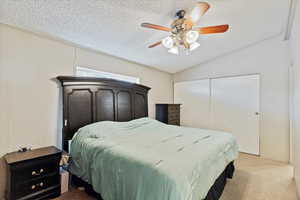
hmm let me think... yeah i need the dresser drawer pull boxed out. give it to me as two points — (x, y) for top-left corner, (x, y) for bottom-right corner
(32, 168), (44, 176)
(31, 182), (44, 190)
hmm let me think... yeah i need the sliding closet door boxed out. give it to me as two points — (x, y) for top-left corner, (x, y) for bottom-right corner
(211, 75), (260, 155)
(174, 80), (211, 128)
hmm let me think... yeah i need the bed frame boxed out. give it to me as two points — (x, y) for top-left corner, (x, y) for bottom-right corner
(57, 76), (150, 152)
(57, 76), (234, 200)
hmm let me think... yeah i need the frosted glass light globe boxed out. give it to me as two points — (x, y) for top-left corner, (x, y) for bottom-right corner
(190, 42), (200, 51)
(186, 31), (199, 44)
(168, 47), (179, 55)
(162, 37), (174, 49)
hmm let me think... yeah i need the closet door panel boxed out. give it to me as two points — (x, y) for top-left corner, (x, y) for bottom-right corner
(174, 80), (211, 128)
(211, 75), (260, 155)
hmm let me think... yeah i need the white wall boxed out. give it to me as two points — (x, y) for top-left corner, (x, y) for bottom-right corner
(0, 24), (173, 199)
(174, 36), (290, 163)
(291, 0), (300, 196)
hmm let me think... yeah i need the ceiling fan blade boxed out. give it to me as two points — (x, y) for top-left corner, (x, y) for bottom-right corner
(198, 24), (229, 34)
(148, 41), (162, 48)
(189, 2), (210, 24)
(141, 23), (171, 32)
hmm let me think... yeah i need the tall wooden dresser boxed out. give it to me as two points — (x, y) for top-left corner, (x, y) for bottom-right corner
(156, 104), (181, 126)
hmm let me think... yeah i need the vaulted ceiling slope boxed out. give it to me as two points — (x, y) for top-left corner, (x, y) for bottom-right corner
(0, 0), (291, 73)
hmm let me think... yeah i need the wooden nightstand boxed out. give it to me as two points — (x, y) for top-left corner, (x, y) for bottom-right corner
(4, 146), (62, 200)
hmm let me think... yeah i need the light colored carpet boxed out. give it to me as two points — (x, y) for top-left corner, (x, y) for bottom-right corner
(221, 153), (298, 200)
(55, 153), (299, 200)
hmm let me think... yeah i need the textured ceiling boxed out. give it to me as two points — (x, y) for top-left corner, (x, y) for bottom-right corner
(0, 0), (291, 73)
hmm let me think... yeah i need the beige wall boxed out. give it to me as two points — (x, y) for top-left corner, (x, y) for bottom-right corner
(0, 21), (294, 198)
(74, 48), (173, 118)
(291, 0), (300, 196)
(174, 36), (290, 163)
(0, 24), (173, 199)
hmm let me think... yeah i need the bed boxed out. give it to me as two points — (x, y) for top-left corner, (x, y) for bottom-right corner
(57, 76), (238, 200)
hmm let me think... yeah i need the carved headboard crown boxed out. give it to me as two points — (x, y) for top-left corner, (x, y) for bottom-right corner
(57, 76), (151, 151)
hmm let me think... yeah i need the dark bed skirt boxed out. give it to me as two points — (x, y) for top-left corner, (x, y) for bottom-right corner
(204, 162), (235, 200)
(72, 162), (235, 200)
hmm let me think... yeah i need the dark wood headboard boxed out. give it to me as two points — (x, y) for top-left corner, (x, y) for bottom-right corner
(57, 76), (151, 151)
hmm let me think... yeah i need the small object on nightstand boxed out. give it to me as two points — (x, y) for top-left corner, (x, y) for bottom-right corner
(156, 104), (181, 126)
(17, 146), (32, 152)
(4, 146), (62, 200)
(60, 151), (71, 169)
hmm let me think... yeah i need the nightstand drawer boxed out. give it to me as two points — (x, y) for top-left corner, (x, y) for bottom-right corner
(14, 174), (60, 199)
(11, 156), (60, 183)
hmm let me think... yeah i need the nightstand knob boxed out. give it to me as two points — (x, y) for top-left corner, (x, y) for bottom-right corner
(32, 168), (44, 176)
(31, 185), (36, 190)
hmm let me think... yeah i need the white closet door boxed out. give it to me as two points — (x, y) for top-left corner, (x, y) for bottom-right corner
(211, 75), (260, 155)
(174, 80), (211, 129)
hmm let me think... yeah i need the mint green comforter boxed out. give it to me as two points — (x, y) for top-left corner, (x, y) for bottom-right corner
(70, 118), (238, 200)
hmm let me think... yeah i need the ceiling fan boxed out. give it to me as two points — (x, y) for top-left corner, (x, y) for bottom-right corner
(141, 2), (229, 55)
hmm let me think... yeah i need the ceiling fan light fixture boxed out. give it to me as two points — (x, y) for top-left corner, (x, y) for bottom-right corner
(162, 36), (174, 49)
(168, 46), (179, 55)
(189, 42), (200, 51)
(142, 2), (229, 56)
(186, 31), (199, 44)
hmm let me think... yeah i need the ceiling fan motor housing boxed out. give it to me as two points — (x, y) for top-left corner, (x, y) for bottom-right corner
(176, 10), (186, 19)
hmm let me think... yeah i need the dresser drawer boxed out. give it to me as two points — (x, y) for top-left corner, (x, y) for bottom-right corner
(11, 155), (60, 183)
(168, 119), (180, 125)
(168, 106), (179, 113)
(168, 113), (179, 119)
(13, 174), (60, 199)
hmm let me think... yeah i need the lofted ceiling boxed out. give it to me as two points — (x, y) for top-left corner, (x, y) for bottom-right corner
(0, 0), (291, 73)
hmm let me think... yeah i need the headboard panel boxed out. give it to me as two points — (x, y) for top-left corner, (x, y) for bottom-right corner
(57, 76), (151, 151)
